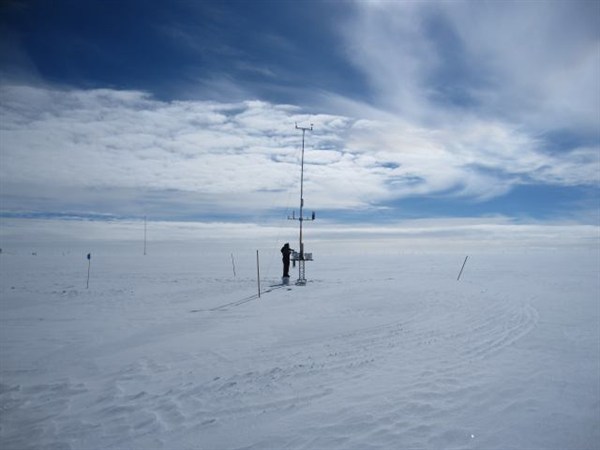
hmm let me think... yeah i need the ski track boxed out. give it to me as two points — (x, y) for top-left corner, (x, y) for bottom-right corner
(0, 284), (537, 448)
(245, 283), (541, 449)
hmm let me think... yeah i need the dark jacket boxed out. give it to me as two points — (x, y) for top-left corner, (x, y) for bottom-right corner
(281, 244), (291, 261)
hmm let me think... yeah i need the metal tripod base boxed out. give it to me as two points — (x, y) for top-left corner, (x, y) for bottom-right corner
(296, 259), (307, 286)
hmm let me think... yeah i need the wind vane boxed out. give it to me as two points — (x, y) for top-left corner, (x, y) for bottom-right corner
(288, 122), (316, 286)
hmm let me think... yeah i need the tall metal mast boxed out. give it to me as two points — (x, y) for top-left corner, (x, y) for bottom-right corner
(289, 123), (315, 286)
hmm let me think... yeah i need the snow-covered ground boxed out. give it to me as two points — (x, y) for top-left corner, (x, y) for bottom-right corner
(1, 241), (599, 449)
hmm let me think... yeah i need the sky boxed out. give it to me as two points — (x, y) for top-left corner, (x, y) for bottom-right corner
(0, 0), (599, 246)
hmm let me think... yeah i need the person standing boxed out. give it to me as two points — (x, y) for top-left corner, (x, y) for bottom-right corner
(281, 243), (292, 279)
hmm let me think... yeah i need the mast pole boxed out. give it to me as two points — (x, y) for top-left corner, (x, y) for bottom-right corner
(296, 123), (312, 260)
(299, 126), (305, 259)
(290, 122), (314, 286)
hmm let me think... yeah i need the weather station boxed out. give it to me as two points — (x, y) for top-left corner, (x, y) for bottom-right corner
(288, 123), (316, 286)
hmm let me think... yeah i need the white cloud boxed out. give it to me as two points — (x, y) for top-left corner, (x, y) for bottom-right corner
(339, 1), (438, 122)
(446, 0), (600, 132)
(1, 83), (597, 220)
(342, 0), (600, 135)
(346, 117), (598, 199)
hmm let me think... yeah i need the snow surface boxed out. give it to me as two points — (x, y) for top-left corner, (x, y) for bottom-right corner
(1, 243), (599, 450)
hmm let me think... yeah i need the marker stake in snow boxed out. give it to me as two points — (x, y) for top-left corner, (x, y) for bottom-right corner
(457, 255), (469, 281)
(86, 253), (92, 289)
(256, 250), (261, 298)
(231, 253), (237, 278)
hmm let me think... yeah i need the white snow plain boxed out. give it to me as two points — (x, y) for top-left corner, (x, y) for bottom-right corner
(1, 241), (599, 450)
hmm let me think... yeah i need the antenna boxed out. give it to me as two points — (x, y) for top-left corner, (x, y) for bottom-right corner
(288, 122), (316, 286)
